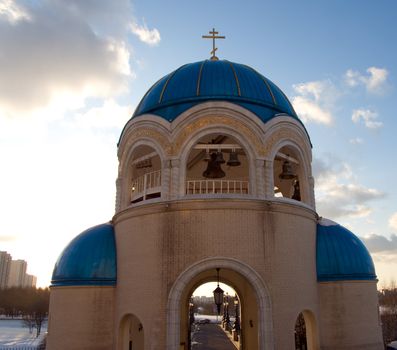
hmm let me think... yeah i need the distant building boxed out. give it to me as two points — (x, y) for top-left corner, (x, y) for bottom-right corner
(24, 274), (37, 288)
(7, 259), (27, 287)
(0, 251), (12, 289)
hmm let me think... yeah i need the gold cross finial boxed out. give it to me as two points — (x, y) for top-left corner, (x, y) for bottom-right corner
(202, 28), (225, 61)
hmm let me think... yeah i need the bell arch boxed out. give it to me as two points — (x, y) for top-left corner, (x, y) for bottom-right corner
(118, 313), (144, 350)
(166, 257), (274, 350)
(269, 138), (313, 207)
(116, 137), (167, 210)
(177, 125), (258, 199)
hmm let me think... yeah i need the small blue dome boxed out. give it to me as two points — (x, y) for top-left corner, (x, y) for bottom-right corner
(316, 219), (376, 282)
(133, 59), (299, 123)
(51, 223), (117, 286)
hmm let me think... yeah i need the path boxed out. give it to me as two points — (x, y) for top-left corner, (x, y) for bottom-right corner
(191, 323), (236, 350)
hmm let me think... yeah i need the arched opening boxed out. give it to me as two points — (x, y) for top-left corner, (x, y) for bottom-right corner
(294, 313), (307, 350)
(187, 282), (241, 350)
(185, 133), (249, 196)
(129, 145), (162, 203)
(167, 258), (274, 350)
(118, 313), (144, 350)
(273, 146), (302, 202)
(294, 310), (319, 350)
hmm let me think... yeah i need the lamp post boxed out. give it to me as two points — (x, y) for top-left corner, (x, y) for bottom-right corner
(233, 294), (241, 341)
(188, 297), (194, 349)
(213, 268), (224, 322)
(225, 292), (230, 332)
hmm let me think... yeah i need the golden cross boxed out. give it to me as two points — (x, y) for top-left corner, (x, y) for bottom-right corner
(202, 28), (225, 61)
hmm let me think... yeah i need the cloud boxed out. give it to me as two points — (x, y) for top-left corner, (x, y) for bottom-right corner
(361, 234), (397, 254)
(352, 109), (383, 129)
(70, 99), (133, 130)
(0, 0), (149, 120)
(349, 137), (364, 145)
(130, 21), (161, 46)
(313, 156), (385, 219)
(389, 212), (397, 232)
(345, 67), (388, 94)
(291, 80), (337, 125)
(0, 234), (16, 242)
(0, 0), (30, 23)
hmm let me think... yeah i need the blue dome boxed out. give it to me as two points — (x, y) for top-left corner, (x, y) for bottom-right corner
(51, 223), (117, 287)
(316, 219), (376, 282)
(132, 59), (299, 123)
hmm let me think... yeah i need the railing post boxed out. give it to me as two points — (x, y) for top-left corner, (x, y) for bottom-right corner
(143, 173), (147, 200)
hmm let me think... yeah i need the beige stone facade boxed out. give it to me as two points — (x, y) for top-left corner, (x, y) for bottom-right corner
(47, 61), (383, 350)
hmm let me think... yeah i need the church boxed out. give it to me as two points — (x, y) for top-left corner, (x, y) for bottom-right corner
(47, 31), (383, 350)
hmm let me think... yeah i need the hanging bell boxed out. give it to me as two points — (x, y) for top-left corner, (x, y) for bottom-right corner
(227, 151), (241, 166)
(215, 151), (225, 164)
(292, 180), (301, 201)
(279, 159), (296, 179)
(203, 152), (225, 178)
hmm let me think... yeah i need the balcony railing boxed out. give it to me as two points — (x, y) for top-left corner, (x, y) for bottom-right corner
(131, 170), (161, 202)
(186, 179), (249, 195)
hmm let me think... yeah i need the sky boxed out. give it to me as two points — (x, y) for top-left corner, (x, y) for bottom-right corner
(0, 0), (397, 288)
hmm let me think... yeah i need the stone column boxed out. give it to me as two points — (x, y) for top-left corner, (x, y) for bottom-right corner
(170, 158), (181, 200)
(161, 159), (172, 201)
(263, 159), (274, 198)
(255, 159), (266, 198)
(115, 177), (123, 213)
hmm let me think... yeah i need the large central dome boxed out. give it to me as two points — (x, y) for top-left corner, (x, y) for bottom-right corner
(132, 59), (299, 123)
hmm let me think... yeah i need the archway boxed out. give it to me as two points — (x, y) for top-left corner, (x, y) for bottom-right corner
(166, 257), (274, 350)
(118, 313), (144, 350)
(188, 282), (241, 350)
(294, 310), (319, 350)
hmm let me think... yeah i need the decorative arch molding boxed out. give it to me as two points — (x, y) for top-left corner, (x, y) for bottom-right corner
(166, 257), (274, 350)
(118, 127), (172, 165)
(264, 124), (312, 161)
(170, 104), (266, 158)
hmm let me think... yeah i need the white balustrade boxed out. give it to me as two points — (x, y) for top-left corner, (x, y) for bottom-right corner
(186, 179), (249, 195)
(131, 170), (161, 202)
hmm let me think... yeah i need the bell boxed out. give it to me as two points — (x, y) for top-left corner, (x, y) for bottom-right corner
(203, 152), (226, 178)
(292, 180), (301, 201)
(279, 160), (296, 179)
(203, 150), (211, 162)
(227, 151), (241, 166)
(215, 151), (225, 164)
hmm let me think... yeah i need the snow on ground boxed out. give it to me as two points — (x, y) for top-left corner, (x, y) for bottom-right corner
(0, 319), (47, 348)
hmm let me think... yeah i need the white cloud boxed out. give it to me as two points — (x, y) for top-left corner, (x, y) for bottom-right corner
(362, 234), (397, 254)
(349, 137), (364, 144)
(352, 109), (383, 129)
(291, 80), (337, 125)
(0, 0), (138, 120)
(71, 99), (133, 130)
(345, 67), (388, 94)
(0, 0), (30, 23)
(389, 212), (397, 232)
(130, 21), (161, 46)
(313, 156), (384, 219)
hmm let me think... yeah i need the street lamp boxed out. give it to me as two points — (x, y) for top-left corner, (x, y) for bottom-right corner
(213, 268), (224, 317)
(225, 292), (230, 331)
(233, 294), (241, 341)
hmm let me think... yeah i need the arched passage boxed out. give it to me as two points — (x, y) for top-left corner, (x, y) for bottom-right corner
(294, 310), (319, 350)
(118, 313), (144, 350)
(166, 257), (274, 350)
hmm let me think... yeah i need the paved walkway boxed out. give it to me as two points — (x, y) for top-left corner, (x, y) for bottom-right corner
(191, 323), (236, 350)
